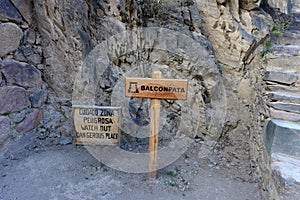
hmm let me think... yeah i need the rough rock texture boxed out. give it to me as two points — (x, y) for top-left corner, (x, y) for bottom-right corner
(10, 0), (33, 24)
(268, 0), (291, 14)
(264, 119), (300, 199)
(196, 0), (271, 69)
(33, 0), (83, 97)
(264, 70), (298, 85)
(0, 86), (30, 114)
(0, 116), (11, 145)
(293, 0), (300, 13)
(0, 0), (297, 199)
(195, 0), (281, 198)
(16, 109), (43, 134)
(0, 23), (23, 57)
(240, 0), (262, 10)
(1, 60), (42, 88)
(0, 0), (22, 22)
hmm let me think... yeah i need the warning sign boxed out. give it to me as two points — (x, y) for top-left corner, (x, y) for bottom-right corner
(72, 105), (121, 145)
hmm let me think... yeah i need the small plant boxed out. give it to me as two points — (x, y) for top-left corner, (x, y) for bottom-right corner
(271, 25), (281, 31)
(166, 170), (178, 177)
(138, 0), (164, 18)
(165, 167), (180, 177)
(260, 19), (290, 58)
(102, 167), (109, 172)
(274, 18), (290, 31)
(272, 31), (281, 38)
(260, 40), (273, 58)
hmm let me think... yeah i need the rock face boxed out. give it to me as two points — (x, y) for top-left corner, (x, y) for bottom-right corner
(0, 23), (23, 57)
(0, 0), (22, 22)
(0, 0), (298, 199)
(240, 0), (262, 10)
(10, 0), (33, 24)
(0, 86), (30, 114)
(264, 70), (298, 85)
(264, 120), (300, 198)
(1, 60), (42, 88)
(0, 116), (11, 144)
(16, 109), (43, 134)
(265, 120), (300, 157)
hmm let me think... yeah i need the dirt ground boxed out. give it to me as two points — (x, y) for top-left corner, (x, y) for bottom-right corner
(0, 138), (261, 200)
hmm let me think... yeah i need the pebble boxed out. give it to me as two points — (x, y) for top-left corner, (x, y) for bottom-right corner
(59, 137), (72, 145)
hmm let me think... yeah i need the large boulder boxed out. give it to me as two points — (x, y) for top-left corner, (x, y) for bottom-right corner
(0, 23), (23, 57)
(1, 60), (42, 88)
(16, 109), (43, 133)
(0, 86), (30, 114)
(10, 0), (33, 24)
(0, 0), (22, 22)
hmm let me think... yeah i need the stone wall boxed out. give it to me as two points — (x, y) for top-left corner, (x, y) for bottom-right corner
(268, 0), (291, 13)
(0, 0), (296, 198)
(0, 0), (45, 146)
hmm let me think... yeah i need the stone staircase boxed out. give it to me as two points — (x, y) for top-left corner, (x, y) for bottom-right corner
(263, 15), (300, 199)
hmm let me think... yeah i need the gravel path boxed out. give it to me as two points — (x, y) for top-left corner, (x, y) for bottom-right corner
(0, 145), (260, 200)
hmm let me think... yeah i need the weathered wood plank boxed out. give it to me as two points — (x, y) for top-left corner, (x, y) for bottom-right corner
(125, 77), (188, 100)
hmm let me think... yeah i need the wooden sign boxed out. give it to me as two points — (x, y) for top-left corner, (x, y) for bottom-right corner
(72, 105), (121, 145)
(125, 77), (188, 100)
(125, 71), (189, 179)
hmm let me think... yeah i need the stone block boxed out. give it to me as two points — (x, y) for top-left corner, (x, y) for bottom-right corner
(2, 60), (42, 88)
(30, 90), (46, 108)
(272, 153), (300, 184)
(0, 23), (23, 57)
(16, 109), (43, 133)
(264, 120), (300, 158)
(23, 29), (36, 44)
(0, 116), (11, 145)
(264, 56), (300, 73)
(267, 92), (300, 104)
(14, 47), (42, 65)
(264, 70), (298, 85)
(0, 0), (22, 22)
(273, 45), (300, 56)
(0, 86), (30, 114)
(269, 109), (300, 122)
(10, 0), (33, 24)
(268, 102), (300, 114)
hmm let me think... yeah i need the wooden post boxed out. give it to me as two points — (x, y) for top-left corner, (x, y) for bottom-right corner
(125, 71), (188, 178)
(148, 70), (162, 179)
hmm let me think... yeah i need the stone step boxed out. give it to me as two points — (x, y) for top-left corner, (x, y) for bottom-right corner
(271, 153), (300, 199)
(269, 110), (300, 122)
(268, 102), (300, 114)
(272, 45), (300, 56)
(264, 119), (300, 199)
(267, 92), (300, 104)
(264, 55), (300, 73)
(265, 84), (299, 94)
(263, 70), (299, 85)
(271, 153), (300, 183)
(276, 31), (300, 46)
(264, 120), (300, 158)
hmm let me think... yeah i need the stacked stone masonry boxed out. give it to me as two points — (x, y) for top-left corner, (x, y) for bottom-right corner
(262, 11), (300, 198)
(0, 0), (44, 145)
(0, 1), (300, 199)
